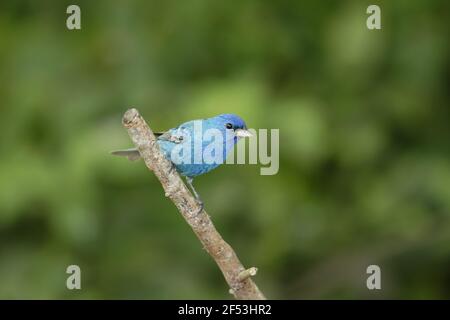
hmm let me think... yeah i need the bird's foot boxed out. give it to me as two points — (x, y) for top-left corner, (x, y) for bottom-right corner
(195, 199), (204, 215)
(186, 177), (204, 215)
(168, 162), (176, 174)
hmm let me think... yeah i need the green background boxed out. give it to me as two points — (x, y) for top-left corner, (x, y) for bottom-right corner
(0, 0), (449, 299)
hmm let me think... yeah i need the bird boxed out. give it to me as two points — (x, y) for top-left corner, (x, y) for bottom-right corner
(111, 114), (252, 209)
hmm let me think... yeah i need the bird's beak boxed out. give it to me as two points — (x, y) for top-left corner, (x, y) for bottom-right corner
(235, 129), (253, 138)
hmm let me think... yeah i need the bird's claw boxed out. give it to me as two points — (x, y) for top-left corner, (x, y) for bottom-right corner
(195, 200), (204, 215)
(168, 162), (176, 174)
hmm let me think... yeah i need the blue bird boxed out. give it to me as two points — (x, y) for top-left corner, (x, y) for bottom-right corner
(112, 114), (252, 207)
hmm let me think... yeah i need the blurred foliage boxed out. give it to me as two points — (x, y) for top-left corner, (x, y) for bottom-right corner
(0, 0), (449, 299)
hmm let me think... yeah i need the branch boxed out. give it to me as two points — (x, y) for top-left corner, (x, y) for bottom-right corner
(122, 108), (266, 300)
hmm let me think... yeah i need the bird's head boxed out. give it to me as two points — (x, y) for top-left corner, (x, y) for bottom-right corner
(215, 114), (252, 138)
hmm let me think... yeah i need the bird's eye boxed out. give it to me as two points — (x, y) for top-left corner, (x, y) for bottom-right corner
(225, 123), (233, 129)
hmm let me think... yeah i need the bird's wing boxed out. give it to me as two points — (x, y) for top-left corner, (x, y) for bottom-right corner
(155, 131), (176, 141)
(156, 121), (195, 144)
(111, 121), (197, 161)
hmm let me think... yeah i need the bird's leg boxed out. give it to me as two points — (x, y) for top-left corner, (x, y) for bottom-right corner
(186, 177), (204, 214)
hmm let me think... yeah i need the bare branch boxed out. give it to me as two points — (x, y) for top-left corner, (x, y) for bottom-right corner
(121, 108), (266, 300)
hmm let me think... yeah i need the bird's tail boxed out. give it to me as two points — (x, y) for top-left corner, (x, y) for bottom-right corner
(110, 148), (141, 161)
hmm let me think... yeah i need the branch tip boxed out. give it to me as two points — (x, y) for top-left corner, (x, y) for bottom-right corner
(122, 108), (140, 127)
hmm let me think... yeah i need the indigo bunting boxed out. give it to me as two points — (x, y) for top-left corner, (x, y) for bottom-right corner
(112, 114), (252, 207)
